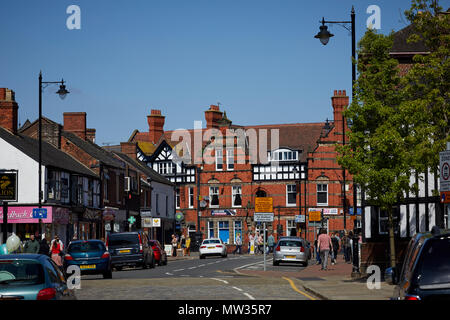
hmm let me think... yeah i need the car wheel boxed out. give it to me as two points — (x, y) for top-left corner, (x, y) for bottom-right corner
(200, 255), (205, 259)
(303, 261), (308, 267)
(103, 270), (112, 279)
(273, 260), (279, 266)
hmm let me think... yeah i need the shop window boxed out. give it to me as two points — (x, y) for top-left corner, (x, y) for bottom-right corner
(218, 221), (230, 244)
(189, 187), (194, 208)
(208, 221), (215, 238)
(234, 221), (242, 244)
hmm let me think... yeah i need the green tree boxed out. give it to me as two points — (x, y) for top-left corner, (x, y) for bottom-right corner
(403, 0), (450, 175)
(337, 29), (410, 268)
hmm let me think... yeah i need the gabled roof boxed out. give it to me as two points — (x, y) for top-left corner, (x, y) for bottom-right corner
(390, 24), (429, 55)
(113, 152), (174, 186)
(0, 127), (98, 178)
(61, 131), (124, 169)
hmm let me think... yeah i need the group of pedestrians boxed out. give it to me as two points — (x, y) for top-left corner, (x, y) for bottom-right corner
(313, 229), (360, 270)
(15, 233), (65, 269)
(171, 233), (191, 257)
(232, 232), (275, 255)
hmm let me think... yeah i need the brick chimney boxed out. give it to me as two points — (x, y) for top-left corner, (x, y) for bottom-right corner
(331, 90), (349, 135)
(63, 112), (87, 140)
(147, 109), (165, 143)
(205, 105), (223, 129)
(121, 142), (137, 160)
(86, 128), (96, 143)
(0, 88), (18, 134)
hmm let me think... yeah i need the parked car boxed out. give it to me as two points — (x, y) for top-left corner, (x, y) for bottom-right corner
(106, 232), (155, 270)
(385, 228), (450, 300)
(0, 254), (76, 300)
(273, 236), (308, 267)
(148, 240), (167, 266)
(64, 240), (112, 279)
(199, 238), (227, 259)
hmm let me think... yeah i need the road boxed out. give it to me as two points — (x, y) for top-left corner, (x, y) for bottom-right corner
(74, 254), (318, 300)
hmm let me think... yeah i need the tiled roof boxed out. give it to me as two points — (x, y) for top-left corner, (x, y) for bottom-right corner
(390, 24), (429, 54)
(0, 127), (98, 178)
(61, 131), (125, 169)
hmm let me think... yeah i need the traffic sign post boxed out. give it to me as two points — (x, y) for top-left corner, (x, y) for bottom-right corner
(254, 200), (273, 272)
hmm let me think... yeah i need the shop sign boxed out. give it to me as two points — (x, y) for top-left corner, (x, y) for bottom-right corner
(152, 218), (161, 227)
(142, 218), (152, 228)
(0, 206), (53, 223)
(0, 171), (17, 202)
(309, 208), (339, 215)
(211, 209), (236, 216)
(54, 208), (70, 224)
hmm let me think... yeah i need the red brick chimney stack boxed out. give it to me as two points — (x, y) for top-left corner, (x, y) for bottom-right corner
(147, 109), (165, 143)
(331, 90), (349, 134)
(121, 142), (138, 160)
(0, 88), (18, 135)
(86, 128), (96, 143)
(63, 112), (87, 140)
(205, 105), (223, 129)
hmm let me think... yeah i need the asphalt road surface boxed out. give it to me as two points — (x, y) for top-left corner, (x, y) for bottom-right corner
(74, 254), (318, 300)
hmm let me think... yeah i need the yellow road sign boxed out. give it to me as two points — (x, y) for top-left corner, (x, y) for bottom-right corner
(255, 197), (273, 213)
(309, 210), (322, 222)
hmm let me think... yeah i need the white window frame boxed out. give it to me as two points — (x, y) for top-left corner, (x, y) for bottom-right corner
(286, 219), (296, 237)
(188, 187), (194, 208)
(232, 186), (242, 208)
(286, 184), (297, 207)
(208, 221), (215, 238)
(317, 183), (328, 206)
(226, 148), (234, 171)
(215, 148), (223, 171)
(209, 186), (219, 208)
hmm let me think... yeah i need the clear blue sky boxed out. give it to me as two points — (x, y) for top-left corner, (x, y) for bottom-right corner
(1, 0), (447, 146)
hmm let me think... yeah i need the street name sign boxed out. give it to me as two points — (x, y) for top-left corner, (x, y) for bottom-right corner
(254, 212), (274, 222)
(255, 197), (273, 213)
(295, 215), (305, 223)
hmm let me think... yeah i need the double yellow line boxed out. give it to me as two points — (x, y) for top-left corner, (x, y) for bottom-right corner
(282, 277), (317, 300)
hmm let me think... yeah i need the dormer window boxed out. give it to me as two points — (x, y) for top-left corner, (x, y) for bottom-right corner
(268, 149), (299, 162)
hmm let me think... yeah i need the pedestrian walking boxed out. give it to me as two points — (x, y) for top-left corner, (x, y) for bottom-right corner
(348, 231), (354, 263)
(50, 235), (64, 268)
(331, 232), (340, 265)
(23, 234), (40, 254)
(233, 233), (242, 254)
(317, 229), (333, 271)
(257, 233), (263, 254)
(185, 235), (191, 256)
(267, 233), (275, 253)
(248, 232), (254, 254)
(254, 233), (260, 254)
(314, 238), (321, 265)
(171, 234), (178, 257)
(180, 234), (186, 256)
(38, 236), (50, 257)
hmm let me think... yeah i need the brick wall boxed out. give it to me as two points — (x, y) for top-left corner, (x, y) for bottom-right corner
(0, 88), (18, 134)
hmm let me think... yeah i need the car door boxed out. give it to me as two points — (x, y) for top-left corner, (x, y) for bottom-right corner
(46, 259), (75, 300)
(397, 237), (426, 299)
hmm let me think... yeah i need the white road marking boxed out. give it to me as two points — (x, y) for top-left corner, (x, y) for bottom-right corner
(232, 286), (243, 292)
(243, 293), (256, 300)
(188, 266), (196, 269)
(165, 272), (173, 276)
(210, 278), (229, 284)
(198, 264), (205, 267)
(174, 269), (184, 272)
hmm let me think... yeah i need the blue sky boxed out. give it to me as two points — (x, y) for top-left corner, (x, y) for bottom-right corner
(1, 0), (447, 146)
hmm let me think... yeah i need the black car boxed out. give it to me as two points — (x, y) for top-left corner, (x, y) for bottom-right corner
(385, 227), (450, 300)
(106, 232), (155, 271)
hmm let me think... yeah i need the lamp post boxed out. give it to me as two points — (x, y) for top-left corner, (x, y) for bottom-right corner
(38, 71), (69, 236)
(315, 7), (356, 231)
(314, 7), (360, 275)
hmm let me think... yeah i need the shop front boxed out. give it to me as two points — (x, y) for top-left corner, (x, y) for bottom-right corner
(78, 208), (101, 240)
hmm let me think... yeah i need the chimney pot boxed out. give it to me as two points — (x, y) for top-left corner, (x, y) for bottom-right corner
(0, 88), (19, 134)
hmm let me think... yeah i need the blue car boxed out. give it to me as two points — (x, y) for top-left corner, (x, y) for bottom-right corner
(0, 254), (76, 300)
(64, 240), (112, 279)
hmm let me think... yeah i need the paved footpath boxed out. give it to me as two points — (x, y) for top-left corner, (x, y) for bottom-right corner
(236, 255), (395, 300)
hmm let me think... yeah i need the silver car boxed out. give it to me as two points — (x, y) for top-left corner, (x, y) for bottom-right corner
(273, 237), (308, 267)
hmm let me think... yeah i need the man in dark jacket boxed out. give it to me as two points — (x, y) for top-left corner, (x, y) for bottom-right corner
(23, 234), (40, 253)
(38, 237), (50, 256)
(331, 232), (340, 265)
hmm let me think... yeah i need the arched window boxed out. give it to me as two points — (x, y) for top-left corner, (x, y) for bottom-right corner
(256, 189), (267, 197)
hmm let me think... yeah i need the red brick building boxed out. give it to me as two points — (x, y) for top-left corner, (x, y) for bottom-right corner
(127, 90), (357, 251)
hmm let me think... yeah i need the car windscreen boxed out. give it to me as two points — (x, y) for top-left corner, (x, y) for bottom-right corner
(108, 234), (139, 246)
(416, 238), (450, 287)
(278, 240), (302, 247)
(203, 240), (221, 245)
(69, 242), (106, 253)
(0, 260), (45, 286)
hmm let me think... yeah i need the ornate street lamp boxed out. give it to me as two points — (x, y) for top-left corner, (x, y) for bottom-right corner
(38, 72), (69, 235)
